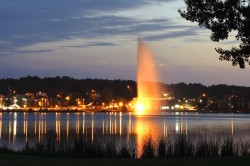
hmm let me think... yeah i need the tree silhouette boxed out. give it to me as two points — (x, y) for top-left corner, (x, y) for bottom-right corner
(179, 0), (250, 68)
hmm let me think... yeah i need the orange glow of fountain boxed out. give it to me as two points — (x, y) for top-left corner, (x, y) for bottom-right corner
(136, 39), (161, 115)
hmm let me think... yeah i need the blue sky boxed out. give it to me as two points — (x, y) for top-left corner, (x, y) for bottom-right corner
(1, 0), (250, 86)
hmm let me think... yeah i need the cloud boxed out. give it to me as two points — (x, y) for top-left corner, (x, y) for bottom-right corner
(0, 53), (13, 57)
(0, 0), (189, 54)
(1, 49), (54, 56)
(62, 42), (118, 48)
(145, 29), (198, 41)
(16, 49), (55, 54)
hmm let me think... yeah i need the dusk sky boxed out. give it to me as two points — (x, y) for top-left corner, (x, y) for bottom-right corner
(1, 0), (250, 86)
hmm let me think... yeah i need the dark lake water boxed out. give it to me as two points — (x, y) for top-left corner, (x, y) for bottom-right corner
(1, 112), (250, 150)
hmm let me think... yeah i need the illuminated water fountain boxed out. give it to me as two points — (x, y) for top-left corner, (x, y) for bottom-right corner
(136, 39), (161, 115)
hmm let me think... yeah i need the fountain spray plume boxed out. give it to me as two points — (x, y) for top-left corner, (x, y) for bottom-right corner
(136, 38), (161, 115)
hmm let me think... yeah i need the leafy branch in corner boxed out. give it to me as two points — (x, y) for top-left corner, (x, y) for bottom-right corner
(179, 0), (250, 68)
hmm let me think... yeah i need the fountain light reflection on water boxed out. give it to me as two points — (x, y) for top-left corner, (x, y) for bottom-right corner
(0, 112), (250, 152)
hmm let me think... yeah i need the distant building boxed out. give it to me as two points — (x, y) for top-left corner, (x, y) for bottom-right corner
(90, 90), (100, 101)
(20, 93), (36, 108)
(36, 92), (49, 108)
(25, 93), (35, 99)
(36, 92), (47, 98)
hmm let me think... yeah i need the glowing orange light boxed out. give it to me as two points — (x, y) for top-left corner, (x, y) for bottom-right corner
(136, 39), (161, 115)
(135, 116), (161, 158)
(136, 102), (144, 115)
(119, 102), (123, 107)
(65, 96), (70, 101)
(38, 101), (42, 107)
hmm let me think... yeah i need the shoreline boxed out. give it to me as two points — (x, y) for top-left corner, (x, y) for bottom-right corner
(0, 108), (248, 114)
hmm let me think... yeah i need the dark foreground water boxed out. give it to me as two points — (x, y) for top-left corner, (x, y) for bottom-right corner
(1, 112), (250, 150)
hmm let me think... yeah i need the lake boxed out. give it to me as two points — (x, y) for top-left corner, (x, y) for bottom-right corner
(1, 112), (250, 151)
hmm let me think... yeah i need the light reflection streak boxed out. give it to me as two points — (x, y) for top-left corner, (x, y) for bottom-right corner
(127, 113), (132, 142)
(24, 113), (28, 143)
(34, 113), (37, 135)
(85, 117), (88, 137)
(56, 113), (61, 142)
(75, 113), (79, 135)
(8, 120), (11, 144)
(41, 114), (44, 139)
(91, 114), (94, 142)
(134, 116), (161, 158)
(23, 113), (26, 134)
(185, 120), (188, 136)
(66, 113), (69, 142)
(231, 118), (234, 137)
(180, 119), (183, 134)
(175, 112), (179, 134)
(102, 118), (105, 135)
(119, 112), (122, 136)
(163, 122), (167, 138)
(38, 120), (41, 142)
(38, 113), (46, 143)
(175, 121), (179, 134)
(114, 113), (117, 134)
(110, 113), (112, 134)
(106, 114), (109, 134)
(13, 113), (17, 143)
(135, 117), (148, 158)
(82, 112), (85, 134)
(44, 113), (47, 135)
